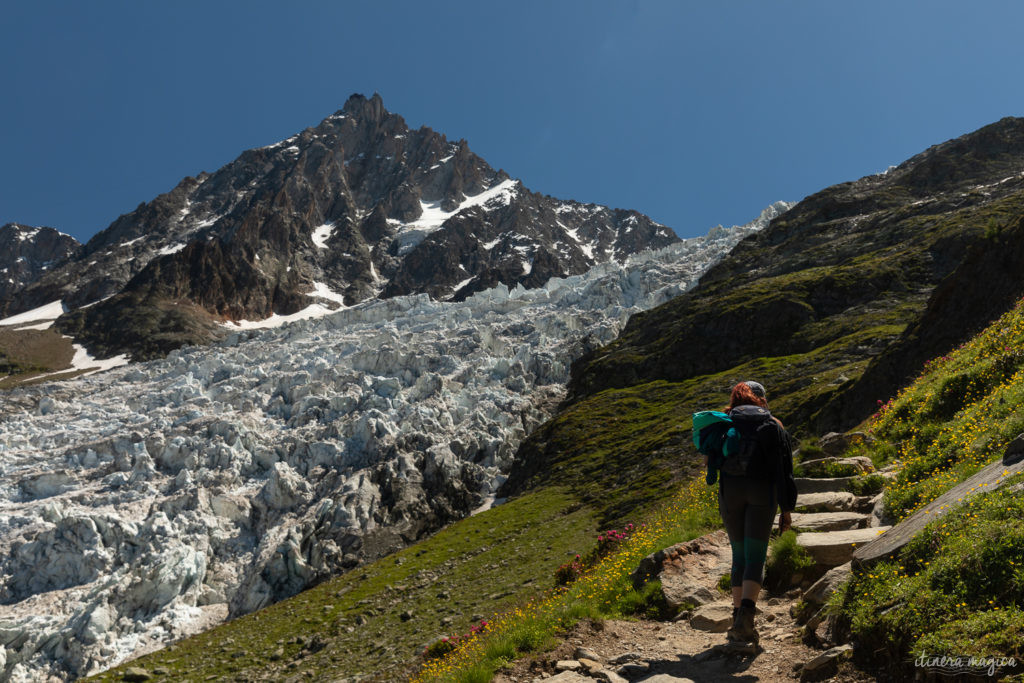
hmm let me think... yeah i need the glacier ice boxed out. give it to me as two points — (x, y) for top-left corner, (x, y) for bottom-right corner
(0, 202), (790, 680)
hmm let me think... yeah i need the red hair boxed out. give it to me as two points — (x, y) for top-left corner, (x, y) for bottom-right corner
(729, 382), (767, 410)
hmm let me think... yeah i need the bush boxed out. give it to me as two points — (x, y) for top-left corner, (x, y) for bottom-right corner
(764, 530), (814, 593)
(422, 620), (491, 660)
(916, 607), (1024, 663)
(613, 580), (673, 620)
(554, 556), (585, 586)
(796, 441), (825, 463)
(424, 637), (459, 660)
(846, 474), (886, 496)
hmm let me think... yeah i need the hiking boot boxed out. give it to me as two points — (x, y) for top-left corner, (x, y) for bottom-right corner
(726, 604), (759, 644)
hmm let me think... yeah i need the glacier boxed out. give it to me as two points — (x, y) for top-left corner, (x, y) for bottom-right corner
(0, 202), (790, 681)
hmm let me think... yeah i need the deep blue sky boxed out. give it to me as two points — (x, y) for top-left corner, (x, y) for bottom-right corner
(3, 1), (1024, 243)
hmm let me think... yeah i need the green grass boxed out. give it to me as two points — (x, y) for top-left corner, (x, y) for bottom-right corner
(764, 530), (815, 593)
(845, 473), (886, 496)
(863, 298), (1024, 521)
(90, 487), (599, 682)
(825, 296), (1024, 678)
(414, 479), (719, 682)
(829, 475), (1024, 678)
(0, 327), (79, 388)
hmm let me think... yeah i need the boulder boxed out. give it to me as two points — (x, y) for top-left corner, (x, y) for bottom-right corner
(630, 530), (731, 610)
(802, 562), (852, 612)
(799, 643), (853, 681)
(818, 432), (874, 457)
(689, 603), (735, 632)
(122, 668), (154, 682)
(798, 527), (891, 567)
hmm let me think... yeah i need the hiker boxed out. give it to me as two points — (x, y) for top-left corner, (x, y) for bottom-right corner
(696, 380), (796, 645)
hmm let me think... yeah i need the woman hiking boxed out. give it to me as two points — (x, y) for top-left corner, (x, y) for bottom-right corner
(709, 381), (796, 645)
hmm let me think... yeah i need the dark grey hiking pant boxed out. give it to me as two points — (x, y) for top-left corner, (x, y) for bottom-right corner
(718, 474), (777, 586)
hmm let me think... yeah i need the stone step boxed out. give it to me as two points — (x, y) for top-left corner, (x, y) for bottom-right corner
(795, 477), (857, 494)
(797, 527), (892, 567)
(795, 491), (870, 513)
(779, 511), (868, 532)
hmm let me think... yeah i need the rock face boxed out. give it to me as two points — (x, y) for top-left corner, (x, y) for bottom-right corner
(4, 93), (678, 360)
(0, 215), (771, 682)
(0, 223), (80, 306)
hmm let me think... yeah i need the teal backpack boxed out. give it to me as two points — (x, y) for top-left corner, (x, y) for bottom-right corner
(692, 410), (737, 484)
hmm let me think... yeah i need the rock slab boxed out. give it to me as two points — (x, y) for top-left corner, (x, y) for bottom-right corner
(853, 449), (1024, 569)
(784, 511), (867, 532)
(630, 530), (731, 611)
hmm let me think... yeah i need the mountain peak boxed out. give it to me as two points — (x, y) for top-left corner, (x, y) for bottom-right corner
(339, 91), (387, 121)
(5, 98), (679, 360)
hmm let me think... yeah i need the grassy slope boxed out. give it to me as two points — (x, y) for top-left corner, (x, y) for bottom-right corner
(0, 327), (87, 389)
(827, 297), (1024, 677)
(89, 488), (599, 682)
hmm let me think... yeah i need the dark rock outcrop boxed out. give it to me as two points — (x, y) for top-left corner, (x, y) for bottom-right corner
(0, 224), (80, 312)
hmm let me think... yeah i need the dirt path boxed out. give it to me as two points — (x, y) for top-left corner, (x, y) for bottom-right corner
(493, 604), (873, 682)
(494, 456), (890, 682)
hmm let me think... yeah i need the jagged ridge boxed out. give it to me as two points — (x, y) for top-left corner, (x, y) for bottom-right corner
(4, 94), (677, 361)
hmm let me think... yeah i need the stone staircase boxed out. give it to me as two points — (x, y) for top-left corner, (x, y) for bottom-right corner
(786, 456), (892, 572)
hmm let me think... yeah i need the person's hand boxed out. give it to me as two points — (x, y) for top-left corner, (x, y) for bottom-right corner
(779, 511), (792, 534)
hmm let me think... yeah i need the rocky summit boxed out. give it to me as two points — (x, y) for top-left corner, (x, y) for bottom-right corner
(3, 93), (677, 362)
(0, 206), (783, 682)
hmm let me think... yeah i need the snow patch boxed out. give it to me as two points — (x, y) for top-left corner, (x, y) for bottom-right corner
(0, 300), (65, 328)
(312, 223), (335, 249)
(224, 303), (336, 330)
(69, 344), (130, 375)
(309, 281), (346, 306)
(398, 179), (520, 236)
(157, 243), (187, 256)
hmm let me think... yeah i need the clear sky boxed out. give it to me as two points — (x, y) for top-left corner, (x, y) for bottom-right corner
(3, 1), (1024, 242)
